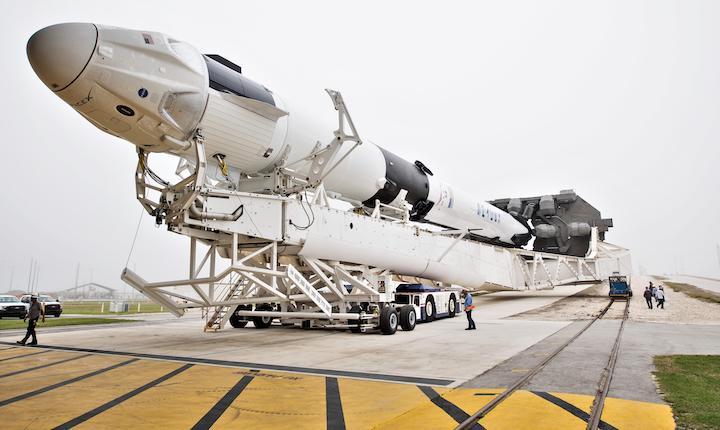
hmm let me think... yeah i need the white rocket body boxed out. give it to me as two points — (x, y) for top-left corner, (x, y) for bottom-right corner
(27, 23), (530, 246)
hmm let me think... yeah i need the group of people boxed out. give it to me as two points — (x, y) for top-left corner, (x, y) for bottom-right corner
(642, 282), (666, 309)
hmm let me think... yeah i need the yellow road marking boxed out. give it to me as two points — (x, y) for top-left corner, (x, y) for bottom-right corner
(0, 352), (125, 401)
(0, 347), (33, 360)
(554, 392), (675, 430)
(339, 379), (431, 430)
(603, 397), (674, 430)
(375, 388), (676, 430)
(480, 390), (588, 430)
(0, 359), (179, 428)
(73, 365), (248, 429)
(0, 350), (70, 375)
(213, 370), (326, 429)
(374, 387), (460, 430)
(0, 349), (678, 430)
(438, 387), (502, 416)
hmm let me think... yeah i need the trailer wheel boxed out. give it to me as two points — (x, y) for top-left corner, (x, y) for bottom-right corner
(229, 305), (250, 328)
(448, 294), (457, 318)
(424, 296), (436, 322)
(252, 304), (273, 329)
(379, 306), (398, 335)
(399, 305), (416, 331)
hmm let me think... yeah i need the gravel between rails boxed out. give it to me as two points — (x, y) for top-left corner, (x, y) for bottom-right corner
(507, 275), (720, 325)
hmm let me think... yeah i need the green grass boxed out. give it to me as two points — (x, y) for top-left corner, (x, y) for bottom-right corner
(662, 282), (720, 304)
(60, 301), (167, 315)
(0, 317), (137, 330)
(654, 355), (720, 430)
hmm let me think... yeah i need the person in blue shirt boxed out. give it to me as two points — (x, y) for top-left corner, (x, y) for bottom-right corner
(463, 290), (476, 330)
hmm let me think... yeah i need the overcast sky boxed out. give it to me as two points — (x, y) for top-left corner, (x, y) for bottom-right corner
(1, 1), (719, 293)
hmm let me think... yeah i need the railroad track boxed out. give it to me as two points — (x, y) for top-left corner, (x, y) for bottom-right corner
(456, 298), (631, 430)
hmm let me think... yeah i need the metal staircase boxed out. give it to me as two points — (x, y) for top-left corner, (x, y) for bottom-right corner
(204, 275), (248, 332)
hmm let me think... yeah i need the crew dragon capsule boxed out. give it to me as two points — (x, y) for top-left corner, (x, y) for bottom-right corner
(27, 23), (532, 246)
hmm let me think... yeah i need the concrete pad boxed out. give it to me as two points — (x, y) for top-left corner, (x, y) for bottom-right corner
(463, 320), (720, 403)
(0, 287), (590, 386)
(0, 281), (707, 429)
(0, 346), (674, 430)
(0, 314), (570, 386)
(611, 322), (720, 402)
(475, 284), (590, 320)
(526, 320), (623, 397)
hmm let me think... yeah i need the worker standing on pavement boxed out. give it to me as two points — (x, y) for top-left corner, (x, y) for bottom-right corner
(17, 295), (44, 346)
(463, 290), (476, 330)
(643, 287), (653, 309)
(656, 286), (666, 309)
(651, 284), (658, 304)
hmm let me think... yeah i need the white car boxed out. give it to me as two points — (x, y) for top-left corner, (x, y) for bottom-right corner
(0, 295), (29, 319)
(21, 294), (63, 317)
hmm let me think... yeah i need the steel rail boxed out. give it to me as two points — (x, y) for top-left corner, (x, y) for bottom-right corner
(586, 298), (630, 429)
(455, 300), (617, 430)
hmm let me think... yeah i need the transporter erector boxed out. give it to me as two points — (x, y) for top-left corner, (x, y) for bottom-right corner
(26, 23), (628, 333)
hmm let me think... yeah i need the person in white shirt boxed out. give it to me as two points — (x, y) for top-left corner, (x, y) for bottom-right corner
(656, 286), (666, 309)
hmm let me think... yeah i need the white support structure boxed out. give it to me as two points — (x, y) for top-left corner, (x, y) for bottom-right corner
(122, 179), (630, 331)
(274, 89), (363, 195)
(511, 249), (599, 290)
(123, 91), (631, 332)
(122, 237), (383, 331)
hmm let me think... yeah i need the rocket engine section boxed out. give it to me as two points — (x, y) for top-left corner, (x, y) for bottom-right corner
(490, 189), (614, 257)
(27, 22), (534, 248)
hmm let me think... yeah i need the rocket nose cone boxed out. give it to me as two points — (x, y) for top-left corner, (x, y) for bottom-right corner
(27, 23), (97, 92)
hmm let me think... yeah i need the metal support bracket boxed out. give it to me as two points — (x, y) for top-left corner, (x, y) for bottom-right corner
(275, 89), (363, 195)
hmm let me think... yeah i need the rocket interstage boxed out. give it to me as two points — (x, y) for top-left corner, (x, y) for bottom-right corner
(27, 23), (532, 247)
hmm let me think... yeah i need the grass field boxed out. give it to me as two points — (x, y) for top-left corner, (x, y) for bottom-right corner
(654, 355), (720, 430)
(663, 282), (720, 304)
(0, 317), (138, 330)
(60, 301), (167, 315)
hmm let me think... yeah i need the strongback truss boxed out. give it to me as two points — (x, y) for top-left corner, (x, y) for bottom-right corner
(124, 90), (630, 330)
(510, 249), (601, 290)
(122, 237), (383, 330)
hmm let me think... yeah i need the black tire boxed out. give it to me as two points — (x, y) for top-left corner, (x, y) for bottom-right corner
(448, 295), (457, 318)
(54, 313), (61, 318)
(399, 305), (416, 331)
(379, 306), (398, 335)
(229, 305), (250, 328)
(349, 305), (362, 333)
(424, 296), (436, 322)
(252, 303), (274, 329)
